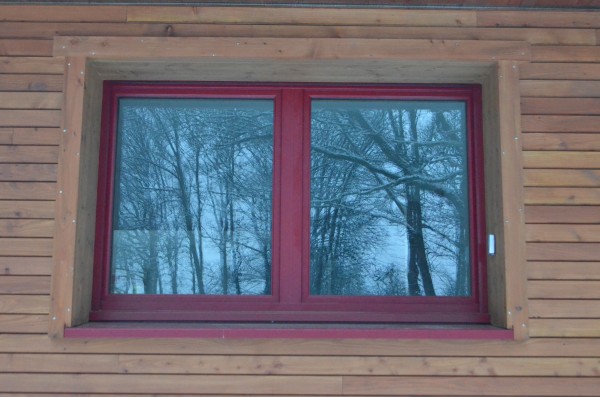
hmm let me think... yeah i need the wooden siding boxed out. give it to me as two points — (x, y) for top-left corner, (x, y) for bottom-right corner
(0, 5), (599, 396)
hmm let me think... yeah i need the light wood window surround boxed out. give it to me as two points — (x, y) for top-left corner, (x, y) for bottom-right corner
(50, 36), (530, 339)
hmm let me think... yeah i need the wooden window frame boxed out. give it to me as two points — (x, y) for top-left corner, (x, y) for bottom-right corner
(50, 36), (529, 339)
(91, 82), (488, 324)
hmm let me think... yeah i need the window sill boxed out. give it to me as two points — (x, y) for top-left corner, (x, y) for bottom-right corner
(64, 322), (513, 339)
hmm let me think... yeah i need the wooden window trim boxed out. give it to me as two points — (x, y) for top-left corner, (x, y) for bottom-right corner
(50, 36), (529, 339)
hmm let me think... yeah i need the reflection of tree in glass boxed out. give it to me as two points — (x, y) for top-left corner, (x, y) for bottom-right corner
(111, 99), (273, 296)
(310, 100), (469, 297)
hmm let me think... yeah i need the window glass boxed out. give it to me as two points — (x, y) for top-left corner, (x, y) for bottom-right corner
(111, 98), (274, 295)
(310, 100), (470, 297)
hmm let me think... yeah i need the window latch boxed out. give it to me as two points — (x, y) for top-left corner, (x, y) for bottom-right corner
(488, 234), (496, 256)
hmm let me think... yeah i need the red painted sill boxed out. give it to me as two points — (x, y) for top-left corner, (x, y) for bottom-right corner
(65, 323), (513, 339)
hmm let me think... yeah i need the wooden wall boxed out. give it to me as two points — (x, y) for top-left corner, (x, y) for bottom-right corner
(1, 4), (600, 395)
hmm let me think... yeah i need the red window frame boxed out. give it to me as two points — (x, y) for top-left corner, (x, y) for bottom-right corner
(91, 81), (488, 324)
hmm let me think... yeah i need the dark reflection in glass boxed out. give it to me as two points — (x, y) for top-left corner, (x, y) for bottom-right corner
(111, 98), (273, 295)
(310, 100), (469, 297)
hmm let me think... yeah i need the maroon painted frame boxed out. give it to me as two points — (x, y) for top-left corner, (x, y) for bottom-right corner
(91, 81), (488, 324)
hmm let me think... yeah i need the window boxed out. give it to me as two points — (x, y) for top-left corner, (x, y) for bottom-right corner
(91, 81), (487, 323)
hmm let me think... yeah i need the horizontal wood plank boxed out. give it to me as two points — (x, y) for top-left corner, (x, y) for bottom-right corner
(0, 128), (60, 145)
(530, 300), (600, 318)
(0, 220), (54, 238)
(54, 36), (530, 62)
(0, 275), (51, 294)
(530, 319), (600, 338)
(0, 74), (63, 92)
(522, 115), (600, 133)
(0, 164), (57, 181)
(523, 169), (600, 187)
(525, 187), (600, 205)
(343, 375), (600, 396)
(0, 92), (62, 110)
(521, 80), (600, 97)
(0, 146), (59, 163)
(525, 205), (600, 224)
(0, 110), (60, 127)
(0, 5), (127, 22)
(526, 224), (600, 242)
(0, 353), (599, 377)
(521, 98), (600, 115)
(0, 314), (47, 334)
(0, 200), (54, 219)
(522, 133), (600, 151)
(0, 257), (52, 276)
(0, 22), (593, 45)
(0, 373), (341, 394)
(528, 261), (600, 280)
(0, 238), (53, 256)
(0, 56), (63, 74)
(0, 40), (52, 57)
(0, 295), (49, 314)
(127, 7), (477, 27)
(0, 182), (56, 200)
(529, 280), (600, 299)
(520, 63), (600, 80)
(523, 151), (600, 169)
(527, 242), (600, 261)
(476, 10), (600, 28)
(532, 45), (600, 63)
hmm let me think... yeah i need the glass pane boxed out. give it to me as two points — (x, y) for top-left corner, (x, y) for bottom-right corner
(110, 98), (273, 295)
(310, 99), (469, 297)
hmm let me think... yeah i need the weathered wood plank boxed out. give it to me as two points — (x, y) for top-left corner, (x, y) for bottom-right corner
(522, 115), (600, 133)
(0, 40), (52, 57)
(0, 353), (600, 377)
(0, 238), (53, 257)
(343, 375), (600, 396)
(0, 201), (54, 219)
(0, 128), (60, 145)
(0, 257), (52, 276)
(529, 280), (600, 299)
(530, 319), (600, 338)
(0, 220), (54, 238)
(0, 110), (60, 127)
(521, 98), (600, 115)
(0, 146), (59, 163)
(532, 46), (600, 63)
(477, 10), (600, 28)
(527, 242), (600, 261)
(530, 300), (600, 318)
(525, 187), (600, 205)
(0, 5), (127, 22)
(522, 133), (600, 151)
(127, 7), (477, 27)
(54, 36), (531, 62)
(521, 80), (600, 97)
(0, 295), (49, 314)
(523, 169), (600, 187)
(0, 92), (62, 110)
(0, 22), (593, 45)
(526, 224), (600, 242)
(0, 373), (341, 394)
(525, 205), (600, 224)
(0, 164), (57, 182)
(0, 276), (50, 294)
(4, 333), (600, 357)
(523, 151), (600, 169)
(0, 57), (63, 74)
(0, 314), (47, 334)
(528, 261), (600, 280)
(0, 182), (56, 200)
(520, 63), (600, 80)
(0, 74), (63, 92)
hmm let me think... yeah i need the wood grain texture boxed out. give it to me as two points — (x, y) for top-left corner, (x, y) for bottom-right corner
(525, 205), (600, 224)
(522, 133), (600, 151)
(521, 80), (600, 97)
(530, 300), (600, 318)
(0, 182), (56, 200)
(476, 10), (600, 28)
(0, 314), (47, 334)
(532, 46), (600, 63)
(0, 164), (57, 182)
(528, 261), (600, 280)
(0, 295), (49, 314)
(127, 7), (477, 27)
(523, 169), (600, 187)
(0, 200), (55, 219)
(523, 151), (600, 169)
(520, 63), (600, 80)
(0, 74), (63, 92)
(0, 257), (52, 276)
(522, 115), (600, 133)
(0, 238), (53, 256)
(0, 219), (54, 238)
(526, 224), (600, 242)
(0, 92), (62, 110)
(529, 280), (600, 299)
(0, 275), (51, 294)
(0, 146), (59, 163)
(527, 242), (600, 261)
(0, 56), (63, 74)
(521, 98), (600, 115)
(0, 5), (127, 22)
(0, 39), (52, 56)
(530, 319), (600, 338)
(0, 128), (60, 145)
(0, 110), (61, 127)
(525, 187), (600, 205)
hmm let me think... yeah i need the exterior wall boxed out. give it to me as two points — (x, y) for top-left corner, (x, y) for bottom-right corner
(0, 4), (599, 395)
